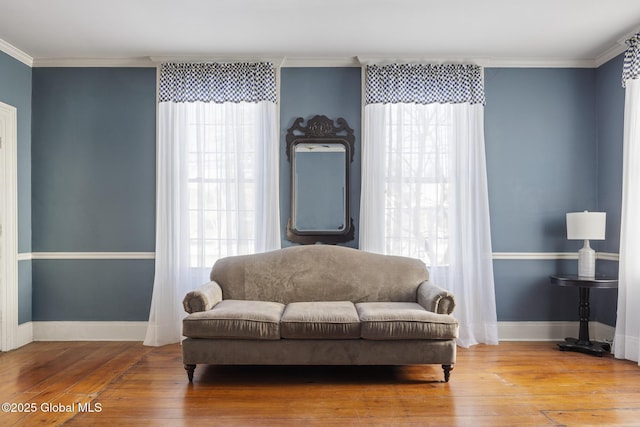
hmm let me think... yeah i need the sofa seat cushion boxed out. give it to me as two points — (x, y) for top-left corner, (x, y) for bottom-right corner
(356, 302), (459, 340)
(281, 301), (361, 339)
(182, 300), (285, 340)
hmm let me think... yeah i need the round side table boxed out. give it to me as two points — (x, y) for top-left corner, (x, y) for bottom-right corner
(550, 275), (618, 357)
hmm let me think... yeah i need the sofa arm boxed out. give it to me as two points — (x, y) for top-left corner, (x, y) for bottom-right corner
(182, 281), (223, 313)
(417, 281), (456, 315)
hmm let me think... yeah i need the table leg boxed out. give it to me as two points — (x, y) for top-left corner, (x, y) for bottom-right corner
(577, 287), (591, 345)
(557, 286), (610, 356)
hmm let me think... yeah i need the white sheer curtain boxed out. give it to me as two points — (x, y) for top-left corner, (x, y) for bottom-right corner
(615, 35), (640, 364)
(145, 63), (280, 346)
(360, 64), (498, 347)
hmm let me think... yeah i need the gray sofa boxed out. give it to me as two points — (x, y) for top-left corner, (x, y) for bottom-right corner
(182, 245), (459, 382)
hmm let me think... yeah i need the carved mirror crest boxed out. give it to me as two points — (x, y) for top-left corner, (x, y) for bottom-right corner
(286, 115), (355, 244)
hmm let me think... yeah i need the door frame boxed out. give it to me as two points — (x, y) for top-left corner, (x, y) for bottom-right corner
(0, 101), (18, 351)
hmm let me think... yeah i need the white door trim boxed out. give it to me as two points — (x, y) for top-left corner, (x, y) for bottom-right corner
(0, 101), (19, 351)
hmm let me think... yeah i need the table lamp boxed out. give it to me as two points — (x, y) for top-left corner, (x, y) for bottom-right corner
(566, 211), (606, 278)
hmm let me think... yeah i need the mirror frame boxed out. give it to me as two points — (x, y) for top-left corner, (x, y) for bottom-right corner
(286, 115), (355, 244)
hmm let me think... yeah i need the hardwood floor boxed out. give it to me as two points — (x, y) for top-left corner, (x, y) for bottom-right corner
(0, 342), (639, 426)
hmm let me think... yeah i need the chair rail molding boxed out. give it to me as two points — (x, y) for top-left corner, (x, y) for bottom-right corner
(16, 251), (619, 262)
(492, 252), (619, 261)
(24, 252), (156, 260)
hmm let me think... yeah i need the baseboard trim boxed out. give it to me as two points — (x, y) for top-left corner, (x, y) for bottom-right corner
(498, 321), (615, 342)
(17, 322), (33, 348)
(31, 321), (148, 342)
(9, 320), (615, 345)
(593, 322), (616, 343)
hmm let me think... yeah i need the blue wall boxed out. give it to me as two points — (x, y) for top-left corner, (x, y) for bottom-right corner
(484, 62), (625, 326)
(278, 66), (615, 324)
(594, 54), (625, 326)
(485, 68), (599, 321)
(32, 260), (154, 321)
(17, 60), (624, 325)
(280, 67), (362, 248)
(31, 67), (156, 321)
(596, 54), (624, 256)
(485, 68), (598, 252)
(0, 51), (32, 324)
(32, 68), (156, 252)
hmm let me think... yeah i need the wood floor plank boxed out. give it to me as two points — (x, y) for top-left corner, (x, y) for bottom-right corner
(544, 408), (640, 426)
(1, 341), (640, 426)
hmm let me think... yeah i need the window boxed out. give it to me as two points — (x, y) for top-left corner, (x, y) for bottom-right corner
(146, 62), (279, 346)
(381, 103), (452, 266)
(360, 63), (497, 346)
(185, 102), (263, 267)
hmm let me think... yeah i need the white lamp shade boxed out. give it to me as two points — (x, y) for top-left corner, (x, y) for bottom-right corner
(566, 211), (606, 240)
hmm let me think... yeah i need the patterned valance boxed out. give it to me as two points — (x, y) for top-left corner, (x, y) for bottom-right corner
(622, 34), (640, 88)
(365, 64), (485, 105)
(159, 62), (277, 103)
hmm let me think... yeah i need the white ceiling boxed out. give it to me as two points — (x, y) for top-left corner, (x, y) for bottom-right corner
(1, 0), (640, 67)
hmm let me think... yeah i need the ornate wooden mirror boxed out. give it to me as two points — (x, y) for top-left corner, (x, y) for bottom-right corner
(286, 115), (355, 244)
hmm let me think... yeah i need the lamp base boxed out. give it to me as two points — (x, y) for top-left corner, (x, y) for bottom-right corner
(578, 240), (595, 278)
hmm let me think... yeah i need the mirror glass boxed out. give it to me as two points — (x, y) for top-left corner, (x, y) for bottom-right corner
(292, 142), (347, 232)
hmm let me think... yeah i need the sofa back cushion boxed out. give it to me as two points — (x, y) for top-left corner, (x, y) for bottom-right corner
(210, 245), (429, 304)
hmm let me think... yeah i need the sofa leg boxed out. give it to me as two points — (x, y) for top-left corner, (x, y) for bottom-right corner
(185, 364), (196, 382)
(442, 364), (453, 382)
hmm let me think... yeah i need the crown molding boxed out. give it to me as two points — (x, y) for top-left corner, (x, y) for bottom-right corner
(32, 57), (156, 68)
(282, 56), (361, 67)
(0, 38), (633, 69)
(594, 25), (640, 67)
(595, 43), (626, 67)
(25, 55), (605, 69)
(357, 55), (598, 68)
(14, 52), (605, 69)
(30, 56), (600, 69)
(149, 55), (287, 67)
(481, 57), (597, 68)
(358, 56), (487, 66)
(0, 38), (33, 67)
